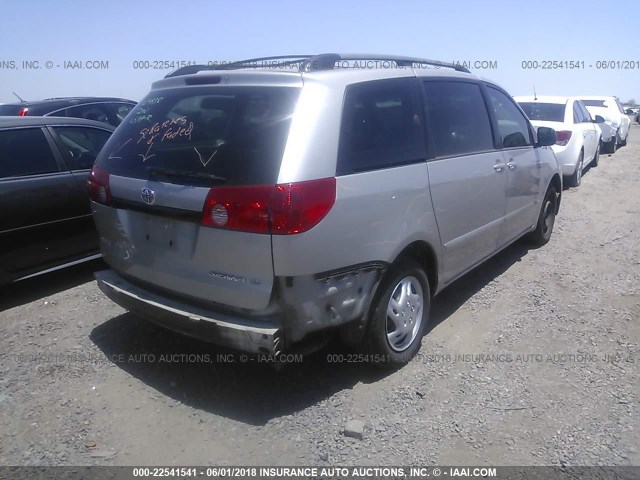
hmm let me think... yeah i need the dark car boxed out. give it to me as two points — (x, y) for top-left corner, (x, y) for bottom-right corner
(0, 97), (136, 127)
(0, 116), (114, 285)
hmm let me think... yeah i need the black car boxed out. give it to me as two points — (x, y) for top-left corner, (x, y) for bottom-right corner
(0, 116), (115, 285)
(0, 97), (136, 127)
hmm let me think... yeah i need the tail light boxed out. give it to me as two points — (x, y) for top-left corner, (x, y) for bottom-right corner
(202, 185), (273, 234)
(18, 107), (28, 116)
(555, 130), (572, 146)
(202, 177), (336, 235)
(87, 165), (112, 205)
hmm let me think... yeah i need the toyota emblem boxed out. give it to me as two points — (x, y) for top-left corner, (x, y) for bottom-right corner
(141, 188), (156, 205)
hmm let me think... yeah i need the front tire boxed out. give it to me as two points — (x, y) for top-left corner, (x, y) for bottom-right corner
(362, 259), (430, 367)
(527, 185), (558, 247)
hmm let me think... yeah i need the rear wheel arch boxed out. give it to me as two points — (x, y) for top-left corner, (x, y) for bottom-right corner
(394, 240), (438, 296)
(353, 241), (438, 338)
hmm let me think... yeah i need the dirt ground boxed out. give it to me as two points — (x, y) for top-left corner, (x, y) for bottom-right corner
(1, 126), (638, 467)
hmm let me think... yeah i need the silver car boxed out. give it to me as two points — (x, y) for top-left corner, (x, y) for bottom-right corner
(90, 54), (562, 366)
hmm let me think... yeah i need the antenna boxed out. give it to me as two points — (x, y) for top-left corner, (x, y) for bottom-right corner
(533, 86), (537, 101)
(12, 92), (25, 103)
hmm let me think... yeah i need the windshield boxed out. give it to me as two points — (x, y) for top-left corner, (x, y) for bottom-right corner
(517, 102), (565, 122)
(96, 86), (300, 186)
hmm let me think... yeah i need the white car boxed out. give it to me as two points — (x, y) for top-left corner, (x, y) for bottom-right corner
(516, 96), (601, 187)
(580, 96), (631, 152)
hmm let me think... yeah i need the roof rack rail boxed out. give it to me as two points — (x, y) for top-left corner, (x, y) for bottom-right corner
(165, 55), (313, 78)
(165, 53), (471, 78)
(301, 54), (471, 73)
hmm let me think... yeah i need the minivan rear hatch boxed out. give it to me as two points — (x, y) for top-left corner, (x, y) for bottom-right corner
(92, 84), (301, 310)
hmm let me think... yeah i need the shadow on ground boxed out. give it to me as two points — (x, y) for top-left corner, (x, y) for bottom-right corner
(0, 259), (105, 312)
(428, 240), (532, 330)
(90, 240), (533, 425)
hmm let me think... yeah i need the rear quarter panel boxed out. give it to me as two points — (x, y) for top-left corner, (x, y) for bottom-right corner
(271, 163), (443, 282)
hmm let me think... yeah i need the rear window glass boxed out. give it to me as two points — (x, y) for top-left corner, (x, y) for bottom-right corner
(518, 102), (565, 122)
(96, 87), (300, 186)
(580, 100), (606, 107)
(0, 105), (23, 115)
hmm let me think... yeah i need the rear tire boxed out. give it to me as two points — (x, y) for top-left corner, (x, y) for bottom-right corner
(361, 259), (430, 367)
(591, 142), (600, 168)
(619, 129), (627, 147)
(527, 185), (558, 247)
(566, 153), (583, 188)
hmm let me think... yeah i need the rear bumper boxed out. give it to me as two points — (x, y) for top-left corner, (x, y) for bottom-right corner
(95, 269), (283, 355)
(552, 144), (580, 176)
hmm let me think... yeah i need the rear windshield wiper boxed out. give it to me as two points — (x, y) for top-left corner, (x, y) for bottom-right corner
(146, 166), (227, 183)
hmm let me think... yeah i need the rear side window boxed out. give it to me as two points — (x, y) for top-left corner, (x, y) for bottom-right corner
(337, 78), (425, 175)
(51, 108), (68, 118)
(0, 128), (59, 178)
(486, 87), (533, 148)
(52, 126), (112, 170)
(421, 81), (494, 157)
(581, 99), (606, 107)
(573, 102), (585, 123)
(97, 87), (300, 186)
(518, 102), (565, 122)
(110, 103), (135, 125)
(577, 102), (592, 122)
(67, 104), (111, 125)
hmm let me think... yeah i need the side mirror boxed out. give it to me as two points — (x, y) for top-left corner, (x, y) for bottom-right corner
(594, 115), (605, 123)
(536, 126), (557, 147)
(625, 109), (634, 115)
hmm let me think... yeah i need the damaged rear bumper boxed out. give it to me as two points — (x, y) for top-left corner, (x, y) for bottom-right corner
(95, 270), (282, 355)
(95, 262), (386, 354)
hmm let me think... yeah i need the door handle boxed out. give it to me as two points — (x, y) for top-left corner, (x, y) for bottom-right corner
(507, 161), (516, 170)
(493, 163), (506, 172)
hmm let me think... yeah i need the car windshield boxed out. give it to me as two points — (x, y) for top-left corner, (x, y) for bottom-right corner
(517, 102), (565, 122)
(96, 86), (300, 186)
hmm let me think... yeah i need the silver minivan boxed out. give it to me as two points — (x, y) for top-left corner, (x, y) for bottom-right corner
(90, 54), (561, 366)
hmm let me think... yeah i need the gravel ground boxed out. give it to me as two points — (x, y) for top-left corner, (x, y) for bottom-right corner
(1, 127), (638, 467)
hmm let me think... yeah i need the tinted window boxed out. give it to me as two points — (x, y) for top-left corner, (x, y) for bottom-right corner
(0, 105), (23, 115)
(573, 102), (585, 123)
(53, 127), (112, 170)
(337, 78), (425, 174)
(52, 107), (68, 117)
(486, 87), (532, 147)
(0, 128), (58, 178)
(518, 102), (565, 122)
(67, 104), (111, 124)
(111, 103), (134, 125)
(97, 87), (300, 186)
(581, 99), (606, 107)
(421, 81), (494, 157)
(577, 102), (592, 122)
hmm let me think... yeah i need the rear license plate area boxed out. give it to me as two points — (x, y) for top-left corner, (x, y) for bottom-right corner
(143, 215), (176, 250)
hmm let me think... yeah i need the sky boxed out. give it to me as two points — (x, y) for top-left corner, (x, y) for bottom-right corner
(1, 0), (639, 104)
